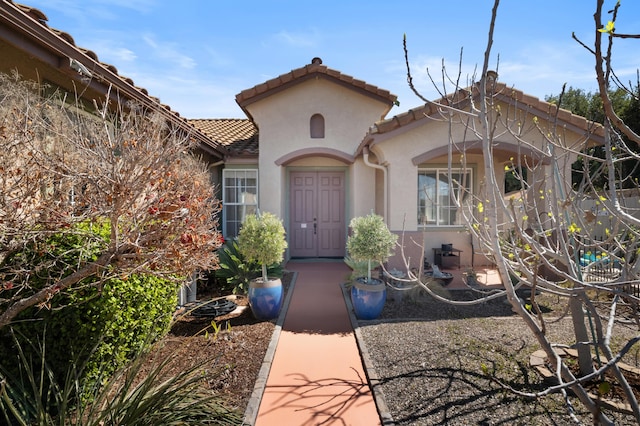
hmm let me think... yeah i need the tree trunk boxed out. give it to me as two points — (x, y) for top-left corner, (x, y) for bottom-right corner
(569, 294), (595, 376)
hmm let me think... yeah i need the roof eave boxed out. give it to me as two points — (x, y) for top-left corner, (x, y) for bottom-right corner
(0, 2), (226, 159)
(236, 61), (397, 116)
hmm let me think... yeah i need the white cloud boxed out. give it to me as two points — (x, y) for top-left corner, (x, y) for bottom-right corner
(496, 41), (598, 97)
(123, 72), (244, 118)
(142, 34), (197, 70)
(82, 37), (137, 64)
(273, 29), (319, 48)
(113, 47), (137, 62)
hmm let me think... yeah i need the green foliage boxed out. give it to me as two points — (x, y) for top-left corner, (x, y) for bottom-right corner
(1, 221), (109, 290)
(0, 330), (242, 425)
(347, 214), (397, 263)
(546, 86), (640, 190)
(343, 256), (369, 285)
(504, 166), (527, 193)
(545, 86), (630, 124)
(0, 225), (179, 411)
(68, 274), (177, 387)
(215, 239), (283, 294)
(237, 212), (287, 281)
(346, 213), (397, 282)
(81, 353), (242, 425)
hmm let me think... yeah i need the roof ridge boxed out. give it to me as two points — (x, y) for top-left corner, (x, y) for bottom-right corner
(371, 79), (603, 137)
(235, 57), (397, 110)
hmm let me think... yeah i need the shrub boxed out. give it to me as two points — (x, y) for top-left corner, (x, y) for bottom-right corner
(45, 273), (178, 387)
(0, 224), (179, 409)
(0, 331), (242, 425)
(214, 239), (283, 294)
(346, 213), (397, 283)
(237, 212), (287, 282)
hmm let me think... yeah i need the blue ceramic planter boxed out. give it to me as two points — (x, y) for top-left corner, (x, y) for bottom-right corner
(248, 278), (283, 320)
(350, 278), (386, 320)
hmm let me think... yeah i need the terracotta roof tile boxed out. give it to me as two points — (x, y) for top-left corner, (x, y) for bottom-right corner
(50, 28), (74, 45)
(279, 73), (294, 84)
(102, 62), (118, 74)
(4, 1), (224, 156)
(370, 80), (604, 139)
(236, 57), (397, 110)
(14, 1), (45, 23)
(8, 2), (173, 115)
(189, 119), (258, 156)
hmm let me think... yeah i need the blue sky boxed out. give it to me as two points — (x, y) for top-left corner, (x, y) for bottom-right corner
(22, 0), (640, 119)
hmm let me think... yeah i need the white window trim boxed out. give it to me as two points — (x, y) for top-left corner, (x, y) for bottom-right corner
(222, 169), (259, 238)
(418, 167), (472, 227)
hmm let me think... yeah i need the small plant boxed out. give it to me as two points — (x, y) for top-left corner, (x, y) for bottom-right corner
(346, 213), (397, 283)
(206, 320), (222, 340)
(0, 327), (242, 425)
(215, 239), (283, 294)
(343, 256), (369, 286)
(237, 212), (288, 282)
(464, 268), (478, 286)
(204, 320), (232, 341)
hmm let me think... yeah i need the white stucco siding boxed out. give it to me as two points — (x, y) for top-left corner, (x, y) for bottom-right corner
(372, 104), (593, 231)
(287, 158), (348, 168)
(244, 77), (392, 220)
(373, 119), (455, 231)
(255, 163), (284, 217)
(351, 159), (377, 217)
(248, 78), (388, 159)
(376, 104), (596, 267)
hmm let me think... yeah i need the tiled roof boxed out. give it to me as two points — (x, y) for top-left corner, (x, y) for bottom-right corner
(2, 1), (224, 157)
(236, 57), (397, 113)
(189, 119), (258, 156)
(370, 80), (605, 139)
(6, 1), (167, 111)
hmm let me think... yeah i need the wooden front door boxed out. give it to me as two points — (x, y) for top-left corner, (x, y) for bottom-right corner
(289, 171), (345, 258)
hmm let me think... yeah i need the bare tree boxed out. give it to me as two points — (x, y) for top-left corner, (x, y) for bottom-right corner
(400, 0), (640, 423)
(0, 72), (222, 328)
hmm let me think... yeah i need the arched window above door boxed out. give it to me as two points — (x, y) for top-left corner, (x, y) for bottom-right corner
(310, 113), (325, 138)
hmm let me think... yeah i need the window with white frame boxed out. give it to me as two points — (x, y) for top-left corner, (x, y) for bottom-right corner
(222, 169), (258, 238)
(418, 168), (472, 226)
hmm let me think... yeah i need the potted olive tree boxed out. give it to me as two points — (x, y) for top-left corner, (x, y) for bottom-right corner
(346, 213), (397, 319)
(237, 211), (288, 320)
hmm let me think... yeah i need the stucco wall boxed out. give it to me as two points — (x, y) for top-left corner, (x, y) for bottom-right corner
(244, 78), (391, 219)
(351, 159), (377, 217)
(372, 118), (473, 231)
(368, 99), (592, 268)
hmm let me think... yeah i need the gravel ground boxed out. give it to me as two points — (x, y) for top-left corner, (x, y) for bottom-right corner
(357, 282), (640, 425)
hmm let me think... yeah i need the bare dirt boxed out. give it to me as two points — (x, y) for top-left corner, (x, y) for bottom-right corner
(142, 273), (293, 415)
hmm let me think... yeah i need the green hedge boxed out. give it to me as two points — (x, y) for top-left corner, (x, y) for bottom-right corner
(0, 224), (179, 399)
(32, 273), (178, 388)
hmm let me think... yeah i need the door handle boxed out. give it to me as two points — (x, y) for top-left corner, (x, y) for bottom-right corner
(313, 218), (317, 235)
